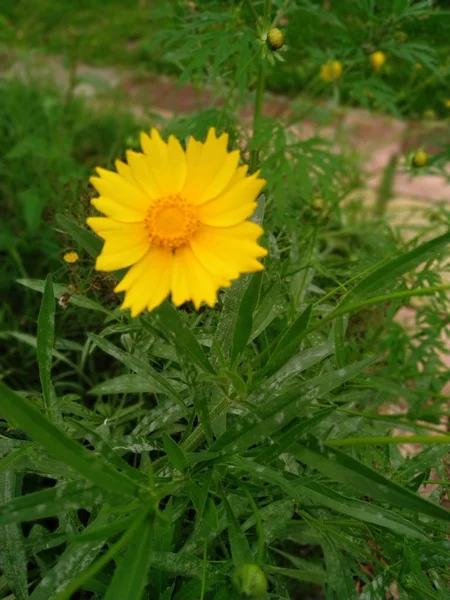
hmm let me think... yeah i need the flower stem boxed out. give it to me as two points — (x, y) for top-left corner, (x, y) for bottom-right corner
(249, 60), (266, 172)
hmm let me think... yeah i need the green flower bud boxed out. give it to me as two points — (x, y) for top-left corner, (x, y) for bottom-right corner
(232, 564), (268, 598)
(267, 28), (285, 50)
(412, 150), (428, 168)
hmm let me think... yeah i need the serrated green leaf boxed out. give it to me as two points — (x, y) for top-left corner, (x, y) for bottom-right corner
(0, 382), (139, 496)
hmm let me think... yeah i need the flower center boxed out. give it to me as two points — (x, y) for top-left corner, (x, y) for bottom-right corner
(144, 195), (199, 249)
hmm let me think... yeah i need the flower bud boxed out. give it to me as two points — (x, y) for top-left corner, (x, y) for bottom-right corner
(444, 99), (450, 109)
(267, 28), (285, 50)
(370, 51), (386, 71)
(423, 109), (436, 121)
(320, 60), (343, 82)
(232, 564), (268, 598)
(412, 151), (428, 168)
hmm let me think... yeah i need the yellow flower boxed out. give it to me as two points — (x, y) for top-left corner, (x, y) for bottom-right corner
(320, 60), (343, 82)
(63, 251), (79, 264)
(267, 28), (285, 50)
(370, 51), (386, 71)
(87, 128), (267, 316)
(444, 99), (450, 109)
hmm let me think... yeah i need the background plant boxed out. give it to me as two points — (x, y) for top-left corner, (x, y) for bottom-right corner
(0, 1), (450, 599)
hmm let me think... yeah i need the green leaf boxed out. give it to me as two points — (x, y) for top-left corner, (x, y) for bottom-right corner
(89, 333), (185, 406)
(322, 535), (358, 600)
(250, 277), (283, 341)
(212, 195), (265, 365)
(211, 357), (377, 454)
(55, 213), (102, 258)
(257, 303), (312, 380)
(30, 509), (113, 600)
(292, 435), (450, 522)
(104, 514), (154, 600)
(17, 278), (111, 314)
(299, 482), (429, 540)
(333, 316), (346, 368)
(340, 230), (450, 305)
(230, 271), (263, 364)
(37, 274), (56, 417)
(154, 302), (216, 374)
(163, 433), (188, 473)
(0, 471), (29, 600)
(221, 492), (253, 566)
(0, 481), (107, 525)
(0, 443), (38, 474)
(89, 374), (180, 396)
(0, 382), (139, 496)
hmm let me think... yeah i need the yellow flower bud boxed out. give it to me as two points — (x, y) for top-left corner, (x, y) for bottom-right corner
(423, 109), (436, 121)
(63, 251), (79, 264)
(232, 564), (268, 598)
(267, 28), (285, 50)
(415, 62), (423, 71)
(370, 51), (386, 71)
(444, 99), (450, 109)
(320, 60), (343, 82)
(412, 151), (428, 168)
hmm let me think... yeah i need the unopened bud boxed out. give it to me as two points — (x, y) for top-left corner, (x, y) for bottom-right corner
(267, 28), (285, 50)
(370, 51), (386, 71)
(412, 151), (428, 168)
(320, 60), (343, 82)
(232, 564), (268, 598)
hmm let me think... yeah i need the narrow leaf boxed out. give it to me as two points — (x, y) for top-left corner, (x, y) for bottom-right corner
(56, 213), (102, 258)
(0, 382), (139, 496)
(292, 434), (450, 522)
(231, 271), (263, 363)
(37, 274), (56, 417)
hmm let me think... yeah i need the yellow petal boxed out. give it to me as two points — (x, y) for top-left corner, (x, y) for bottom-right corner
(140, 129), (186, 196)
(91, 196), (145, 223)
(95, 231), (149, 272)
(119, 247), (173, 316)
(182, 128), (238, 205)
(87, 218), (145, 240)
(197, 173), (266, 227)
(126, 151), (160, 199)
(115, 160), (136, 185)
(173, 245), (221, 309)
(193, 222), (267, 273)
(92, 168), (150, 212)
(189, 232), (241, 282)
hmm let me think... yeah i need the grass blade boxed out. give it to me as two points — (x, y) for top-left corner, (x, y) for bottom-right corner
(154, 302), (216, 374)
(292, 434), (450, 522)
(211, 356), (377, 454)
(104, 513), (154, 600)
(340, 230), (450, 305)
(0, 471), (29, 599)
(37, 274), (56, 419)
(0, 382), (139, 496)
(230, 271), (263, 364)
